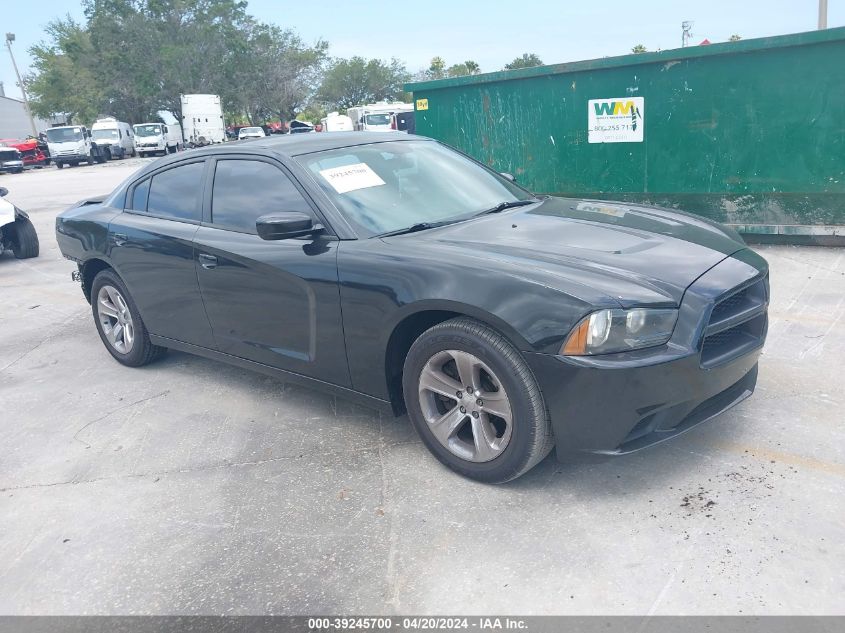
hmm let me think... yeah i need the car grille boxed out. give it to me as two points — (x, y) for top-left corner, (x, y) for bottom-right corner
(700, 275), (769, 367)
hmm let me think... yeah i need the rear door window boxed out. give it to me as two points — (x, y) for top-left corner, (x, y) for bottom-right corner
(146, 161), (205, 221)
(129, 178), (150, 211)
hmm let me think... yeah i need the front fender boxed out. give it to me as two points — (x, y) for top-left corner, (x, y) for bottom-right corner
(338, 240), (596, 400)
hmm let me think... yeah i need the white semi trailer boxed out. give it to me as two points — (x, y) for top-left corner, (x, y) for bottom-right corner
(181, 94), (225, 145)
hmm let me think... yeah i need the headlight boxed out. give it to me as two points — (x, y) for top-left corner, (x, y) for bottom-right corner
(561, 308), (678, 355)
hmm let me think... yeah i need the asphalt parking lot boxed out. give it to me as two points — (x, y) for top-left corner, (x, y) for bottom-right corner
(0, 160), (843, 615)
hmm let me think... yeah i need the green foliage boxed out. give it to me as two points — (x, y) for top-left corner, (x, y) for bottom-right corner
(631, 44), (648, 54)
(318, 57), (409, 110)
(446, 60), (481, 78)
(729, 34), (742, 42)
(25, 18), (102, 123)
(504, 53), (543, 70)
(25, 0), (326, 126)
(427, 56), (446, 80)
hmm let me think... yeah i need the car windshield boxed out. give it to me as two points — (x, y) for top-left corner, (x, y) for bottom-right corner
(364, 114), (391, 126)
(0, 149), (20, 161)
(92, 129), (119, 141)
(297, 140), (535, 237)
(135, 125), (162, 137)
(45, 127), (83, 143)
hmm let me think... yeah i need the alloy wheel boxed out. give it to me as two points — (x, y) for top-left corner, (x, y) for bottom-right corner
(97, 285), (135, 354)
(417, 349), (513, 462)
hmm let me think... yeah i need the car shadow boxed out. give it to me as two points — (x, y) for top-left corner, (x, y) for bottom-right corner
(147, 348), (745, 494)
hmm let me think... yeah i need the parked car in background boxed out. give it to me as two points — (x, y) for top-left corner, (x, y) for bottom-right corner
(91, 118), (136, 159)
(0, 138), (49, 168)
(238, 126), (266, 140)
(320, 113), (354, 132)
(0, 186), (38, 259)
(0, 147), (24, 174)
(55, 133), (768, 483)
(134, 122), (183, 156)
(391, 111), (416, 134)
(44, 126), (108, 168)
(288, 120), (314, 134)
(181, 94), (226, 145)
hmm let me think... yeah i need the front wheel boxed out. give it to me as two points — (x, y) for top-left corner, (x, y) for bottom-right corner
(402, 317), (554, 483)
(91, 269), (167, 367)
(56, 162), (64, 169)
(9, 216), (39, 259)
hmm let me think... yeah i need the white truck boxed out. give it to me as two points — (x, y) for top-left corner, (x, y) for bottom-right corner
(181, 94), (225, 145)
(347, 102), (414, 132)
(91, 118), (136, 159)
(44, 125), (109, 168)
(133, 122), (183, 156)
(320, 112), (354, 132)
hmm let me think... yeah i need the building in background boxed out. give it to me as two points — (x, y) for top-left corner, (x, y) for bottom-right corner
(0, 82), (56, 138)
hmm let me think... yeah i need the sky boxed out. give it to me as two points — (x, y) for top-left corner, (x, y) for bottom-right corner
(1, 0), (843, 100)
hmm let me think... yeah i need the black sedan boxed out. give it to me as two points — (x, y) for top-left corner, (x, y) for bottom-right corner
(56, 133), (768, 483)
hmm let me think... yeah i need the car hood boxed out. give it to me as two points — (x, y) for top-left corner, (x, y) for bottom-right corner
(393, 197), (748, 307)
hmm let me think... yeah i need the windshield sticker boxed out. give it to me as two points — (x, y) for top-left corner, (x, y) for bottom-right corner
(319, 162), (386, 194)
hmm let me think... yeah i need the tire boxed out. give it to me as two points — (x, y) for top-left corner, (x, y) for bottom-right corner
(90, 269), (167, 367)
(88, 152), (96, 166)
(9, 217), (39, 259)
(402, 317), (554, 483)
(56, 162), (64, 169)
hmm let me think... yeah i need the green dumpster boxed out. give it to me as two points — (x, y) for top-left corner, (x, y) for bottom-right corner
(406, 28), (845, 242)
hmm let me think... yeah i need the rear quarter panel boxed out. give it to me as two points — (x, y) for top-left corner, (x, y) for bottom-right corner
(55, 204), (120, 263)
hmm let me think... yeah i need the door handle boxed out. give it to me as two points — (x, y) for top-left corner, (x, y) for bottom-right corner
(112, 233), (128, 246)
(198, 253), (217, 269)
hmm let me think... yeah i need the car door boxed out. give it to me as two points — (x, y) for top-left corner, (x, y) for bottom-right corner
(107, 158), (216, 348)
(193, 155), (350, 387)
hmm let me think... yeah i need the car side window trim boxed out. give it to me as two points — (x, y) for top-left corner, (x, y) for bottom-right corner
(202, 154), (335, 237)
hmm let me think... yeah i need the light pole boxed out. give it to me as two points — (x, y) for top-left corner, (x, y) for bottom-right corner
(5, 32), (38, 136)
(819, 0), (828, 29)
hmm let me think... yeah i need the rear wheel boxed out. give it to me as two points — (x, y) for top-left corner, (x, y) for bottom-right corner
(91, 269), (166, 367)
(56, 162), (64, 169)
(402, 317), (554, 483)
(9, 217), (39, 259)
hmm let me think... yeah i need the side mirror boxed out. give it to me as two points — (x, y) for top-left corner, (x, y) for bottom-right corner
(0, 187), (8, 197)
(256, 212), (321, 240)
(500, 172), (516, 182)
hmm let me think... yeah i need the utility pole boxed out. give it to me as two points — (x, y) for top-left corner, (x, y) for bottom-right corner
(5, 32), (38, 136)
(819, 0), (828, 29)
(682, 21), (694, 48)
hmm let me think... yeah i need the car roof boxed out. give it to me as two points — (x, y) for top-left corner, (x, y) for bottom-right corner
(216, 131), (425, 156)
(132, 132), (431, 178)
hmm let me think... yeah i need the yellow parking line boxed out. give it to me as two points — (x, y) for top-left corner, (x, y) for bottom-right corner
(714, 441), (845, 477)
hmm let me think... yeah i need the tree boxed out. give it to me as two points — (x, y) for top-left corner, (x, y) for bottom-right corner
(446, 60), (481, 78)
(318, 57), (410, 111)
(427, 56), (447, 80)
(233, 23), (327, 124)
(25, 0), (323, 128)
(26, 18), (103, 124)
(729, 34), (742, 42)
(631, 44), (648, 54)
(504, 53), (543, 70)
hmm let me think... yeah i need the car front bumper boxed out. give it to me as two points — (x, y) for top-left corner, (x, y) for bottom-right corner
(524, 250), (769, 458)
(0, 160), (24, 172)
